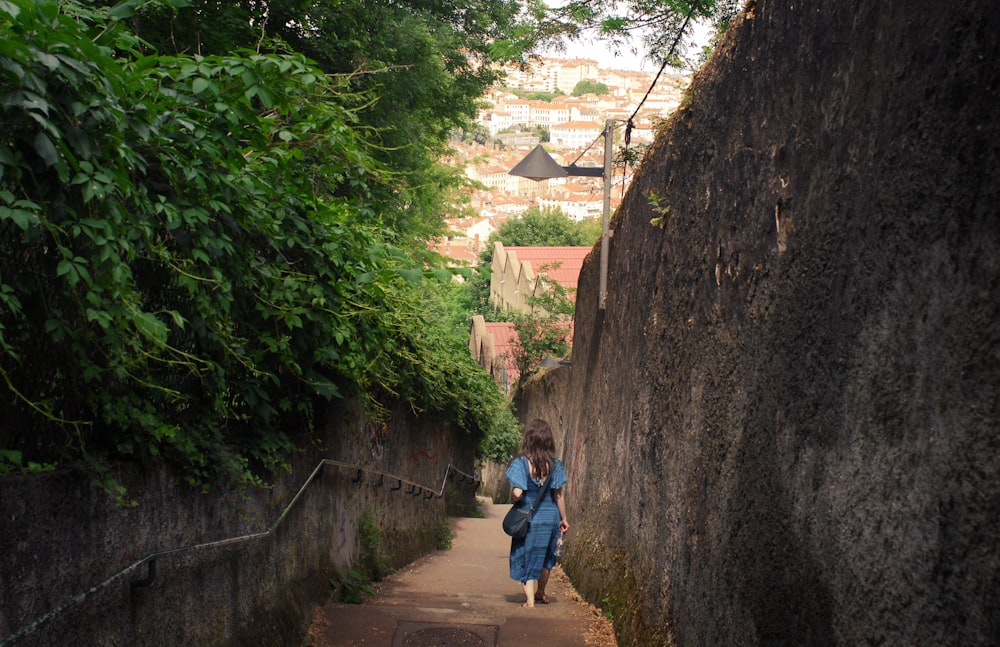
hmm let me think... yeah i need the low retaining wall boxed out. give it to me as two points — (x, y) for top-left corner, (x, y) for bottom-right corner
(0, 399), (478, 646)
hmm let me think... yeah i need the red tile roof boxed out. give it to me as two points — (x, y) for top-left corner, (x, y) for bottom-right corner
(504, 246), (590, 290)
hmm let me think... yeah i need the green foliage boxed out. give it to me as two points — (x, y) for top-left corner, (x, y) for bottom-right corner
(550, 0), (742, 67)
(458, 124), (492, 145)
(469, 206), (598, 320)
(467, 265), (502, 322)
(500, 87), (565, 103)
(486, 206), (601, 252)
(422, 279), (479, 341)
(434, 514), (455, 550)
(0, 449), (55, 475)
(510, 310), (572, 385)
(477, 405), (521, 463)
(333, 570), (375, 604)
(0, 0), (516, 493)
(647, 191), (671, 228)
(504, 258), (577, 385)
(1, 0), (367, 486)
(526, 91), (564, 102)
(121, 0), (542, 249)
(615, 142), (650, 174)
(465, 206), (589, 388)
(572, 79), (609, 96)
(358, 507), (392, 579)
(601, 594), (619, 620)
(526, 263), (577, 319)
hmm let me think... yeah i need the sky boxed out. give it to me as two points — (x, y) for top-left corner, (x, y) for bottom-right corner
(557, 37), (650, 71)
(544, 19), (715, 73)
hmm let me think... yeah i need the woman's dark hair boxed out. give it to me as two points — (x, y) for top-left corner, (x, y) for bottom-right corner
(520, 418), (556, 480)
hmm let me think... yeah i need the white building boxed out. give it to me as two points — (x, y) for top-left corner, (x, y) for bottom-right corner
(538, 194), (603, 221)
(477, 110), (515, 136)
(550, 121), (604, 148)
(528, 102), (570, 128)
(498, 98), (531, 126)
(554, 59), (600, 94)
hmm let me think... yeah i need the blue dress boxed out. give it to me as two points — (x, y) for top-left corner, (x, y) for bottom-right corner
(506, 456), (567, 582)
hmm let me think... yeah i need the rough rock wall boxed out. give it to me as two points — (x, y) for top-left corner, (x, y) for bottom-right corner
(518, 1), (1000, 644)
(0, 401), (476, 646)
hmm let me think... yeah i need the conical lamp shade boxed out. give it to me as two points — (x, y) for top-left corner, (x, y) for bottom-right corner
(508, 145), (568, 180)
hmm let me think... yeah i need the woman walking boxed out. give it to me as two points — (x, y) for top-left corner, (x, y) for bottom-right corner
(505, 418), (570, 607)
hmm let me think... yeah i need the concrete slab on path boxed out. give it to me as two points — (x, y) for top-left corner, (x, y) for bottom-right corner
(309, 503), (602, 647)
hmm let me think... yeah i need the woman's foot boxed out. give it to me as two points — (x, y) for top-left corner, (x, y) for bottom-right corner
(534, 593), (549, 604)
(520, 602), (535, 608)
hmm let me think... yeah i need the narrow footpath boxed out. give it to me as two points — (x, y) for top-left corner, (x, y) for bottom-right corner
(307, 501), (616, 647)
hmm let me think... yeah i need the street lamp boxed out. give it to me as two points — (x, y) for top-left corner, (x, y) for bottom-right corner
(508, 118), (614, 309)
(538, 354), (561, 368)
(539, 354), (572, 368)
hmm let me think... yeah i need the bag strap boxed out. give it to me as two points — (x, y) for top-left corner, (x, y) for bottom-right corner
(527, 458), (555, 516)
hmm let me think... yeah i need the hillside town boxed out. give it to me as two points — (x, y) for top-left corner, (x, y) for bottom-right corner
(453, 57), (691, 390)
(436, 56), (692, 266)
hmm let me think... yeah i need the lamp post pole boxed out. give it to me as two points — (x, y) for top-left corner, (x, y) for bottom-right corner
(508, 119), (615, 309)
(598, 118), (613, 310)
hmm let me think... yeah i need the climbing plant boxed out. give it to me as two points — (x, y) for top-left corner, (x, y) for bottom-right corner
(507, 266), (574, 385)
(0, 0), (509, 492)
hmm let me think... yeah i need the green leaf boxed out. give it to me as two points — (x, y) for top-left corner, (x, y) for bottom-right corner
(398, 268), (424, 283)
(56, 259), (77, 281)
(15, 90), (50, 115)
(0, 206), (36, 230)
(167, 310), (186, 328)
(85, 308), (113, 329)
(133, 311), (168, 346)
(32, 50), (60, 72)
(0, 449), (23, 467)
(0, 1), (21, 19)
(33, 132), (59, 167)
(431, 269), (453, 283)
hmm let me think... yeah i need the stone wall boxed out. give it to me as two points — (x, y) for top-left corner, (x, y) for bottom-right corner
(0, 400), (477, 646)
(517, 1), (1000, 645)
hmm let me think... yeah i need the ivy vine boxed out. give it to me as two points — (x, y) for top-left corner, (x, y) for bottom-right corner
(0, 0), (510, 492)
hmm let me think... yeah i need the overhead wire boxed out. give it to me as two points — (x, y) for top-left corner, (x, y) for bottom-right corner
(620, 0), (701, 199)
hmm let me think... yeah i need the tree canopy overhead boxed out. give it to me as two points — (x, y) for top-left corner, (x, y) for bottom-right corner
(118, 0), (553, 247)
(0, 0), (513, 492)
(548, 0), (742, 66)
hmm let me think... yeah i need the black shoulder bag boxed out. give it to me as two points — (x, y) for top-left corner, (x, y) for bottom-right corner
(502, 458), (554, 539)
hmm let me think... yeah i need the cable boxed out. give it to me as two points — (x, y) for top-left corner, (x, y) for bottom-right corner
(620, 0), (701, 189)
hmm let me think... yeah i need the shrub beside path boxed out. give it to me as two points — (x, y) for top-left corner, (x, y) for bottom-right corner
(307, 501), (617, 647)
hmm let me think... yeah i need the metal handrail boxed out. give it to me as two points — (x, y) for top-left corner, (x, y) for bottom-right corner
(1, 460), (479, 646)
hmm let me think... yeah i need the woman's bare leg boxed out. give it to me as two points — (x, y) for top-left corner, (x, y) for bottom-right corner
(521, 579), (537, 607)
(536, 568), (551, 603)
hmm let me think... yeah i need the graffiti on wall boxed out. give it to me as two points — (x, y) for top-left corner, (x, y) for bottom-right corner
(367, 420), (388, 460)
